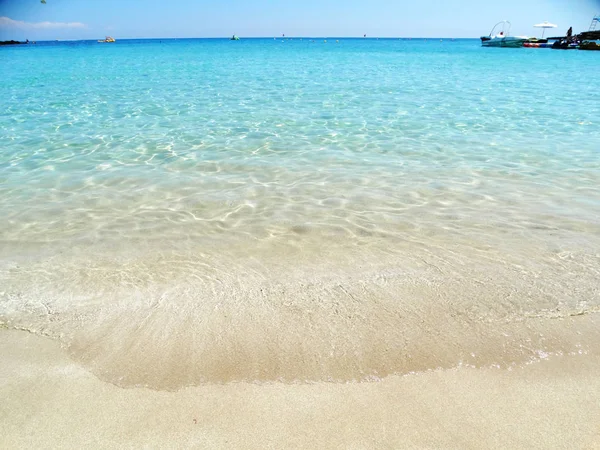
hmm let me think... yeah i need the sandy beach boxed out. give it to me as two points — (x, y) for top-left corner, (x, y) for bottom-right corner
(2, 234), (600, 448)
(2, 34), (600, 448)
(2, 326), (600, 449)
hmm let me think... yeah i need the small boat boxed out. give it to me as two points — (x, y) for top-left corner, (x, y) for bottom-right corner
(481, 21), (527, 47)
(230, 35), (240, 41)
(98, 36), (115, 43)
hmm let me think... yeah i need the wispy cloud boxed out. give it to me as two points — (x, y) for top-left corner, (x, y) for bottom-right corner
(0, 16), (86, 30)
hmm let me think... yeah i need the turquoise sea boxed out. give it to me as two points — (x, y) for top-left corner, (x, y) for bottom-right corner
(1, 39), (599, 388)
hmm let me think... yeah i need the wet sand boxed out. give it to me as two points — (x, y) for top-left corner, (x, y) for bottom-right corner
(2, 235), (600, 390)
(2, 228), (599, 448)
(1, 327), (600, 449)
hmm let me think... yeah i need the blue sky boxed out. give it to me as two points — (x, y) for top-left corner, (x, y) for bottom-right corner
(0, 0), (598, 40)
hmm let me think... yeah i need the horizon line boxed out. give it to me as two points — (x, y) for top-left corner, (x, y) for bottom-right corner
(24, 36), (482, 41)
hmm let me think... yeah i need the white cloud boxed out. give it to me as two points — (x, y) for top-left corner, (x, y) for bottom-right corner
(0, 16), (86, 30)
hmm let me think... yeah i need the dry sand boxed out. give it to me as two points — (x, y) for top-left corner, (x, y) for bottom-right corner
(2, 326), (600, 449)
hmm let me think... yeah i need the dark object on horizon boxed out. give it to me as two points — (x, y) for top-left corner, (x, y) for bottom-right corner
(578, 14), (600, 50)
(552, 38), (578, 49)
(548, 26), (576, 41)
(578, 30), (600, 41)
(549, 15), (600, 44)
(551, 25), (578, 49)
(579, 40), (600, 51)
(0, 40), (28, 46)
(525, 37), (548, 44)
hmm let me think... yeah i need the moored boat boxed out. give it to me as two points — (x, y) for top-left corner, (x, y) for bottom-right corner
(481, 21), (527, 47)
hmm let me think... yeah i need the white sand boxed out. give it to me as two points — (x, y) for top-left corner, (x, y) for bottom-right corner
(2, 328), (599, 449)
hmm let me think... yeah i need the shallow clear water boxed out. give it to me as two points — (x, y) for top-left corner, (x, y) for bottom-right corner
(1, 39), (599, 387)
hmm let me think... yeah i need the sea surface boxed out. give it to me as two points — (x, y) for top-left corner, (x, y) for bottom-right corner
(1, 38), (599, 389)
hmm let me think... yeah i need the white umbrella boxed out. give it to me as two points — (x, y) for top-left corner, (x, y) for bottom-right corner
(533, 21), (558, 38)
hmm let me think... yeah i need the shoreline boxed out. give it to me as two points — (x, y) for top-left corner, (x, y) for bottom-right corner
(2, 328), (599, 448)
(2, 233), (599, 389)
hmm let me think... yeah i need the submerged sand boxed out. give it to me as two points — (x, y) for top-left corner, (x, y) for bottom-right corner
(2, 232), (600, 389)
(1, 328), (599, 449)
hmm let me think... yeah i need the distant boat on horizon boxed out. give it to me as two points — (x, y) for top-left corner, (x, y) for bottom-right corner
(98, 36), (116, 43)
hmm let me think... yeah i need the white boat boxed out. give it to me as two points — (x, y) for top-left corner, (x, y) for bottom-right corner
(481, 21), (527, 47)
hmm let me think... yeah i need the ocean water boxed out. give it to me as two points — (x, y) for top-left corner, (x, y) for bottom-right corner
(1, 38), (599, 388)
